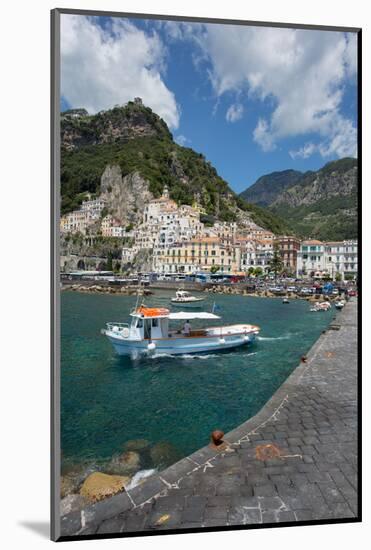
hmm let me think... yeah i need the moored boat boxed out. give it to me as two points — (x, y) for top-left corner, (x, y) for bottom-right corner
(102, 305), (260, 356)
(171, 289), (205, 307)
(334, 300), (345, 310)
(310, 301), (331, 312)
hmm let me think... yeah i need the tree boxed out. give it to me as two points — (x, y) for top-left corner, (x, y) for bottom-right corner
(210, 264), (220, 274)
(254, 266), (263, 277)
(335, 272), (342, 282)
(270, 242), (283, 280)
(113, 261), (121, 273)
(247, 266), (255, 276)
(106, 252), (113, 271)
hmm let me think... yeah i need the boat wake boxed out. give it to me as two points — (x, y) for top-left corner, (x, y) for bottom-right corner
(148, 350), (258, 361)
(257, 334), (291, 341)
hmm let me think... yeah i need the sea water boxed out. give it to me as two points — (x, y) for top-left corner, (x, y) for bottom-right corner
(61, 290), (334, 470)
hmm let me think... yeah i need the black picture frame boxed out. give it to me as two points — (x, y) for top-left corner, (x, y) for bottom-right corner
(51, 8), (362, 542)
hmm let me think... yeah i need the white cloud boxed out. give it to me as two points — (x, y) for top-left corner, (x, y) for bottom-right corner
(174, 134), (190, 146)
(195, 25), (357, 157)
(253, 119), (276, 152)
(61, 15), (180, 129)
(226, 103), (244, 123)
(289, 142), (317, 160)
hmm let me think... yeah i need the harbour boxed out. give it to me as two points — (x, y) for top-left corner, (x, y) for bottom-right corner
(61, 297), (358, 536)
(61, 290), (335, 478)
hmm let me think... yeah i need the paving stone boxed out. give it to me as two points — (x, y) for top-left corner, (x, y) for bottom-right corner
(277, 510), (297, 522)
(228, 506), (262, 525)
(185, 495), (208, 509)
(261, 511), (278, 523)
(294, 509), (314, 521)
(154, 495), (185, 511)
(253, 484), (277, 497)
(182, 506), (205, 523)
(204, 506), (229, 520)
(145, 510), (182, 529)
(96, 517), (125, 534)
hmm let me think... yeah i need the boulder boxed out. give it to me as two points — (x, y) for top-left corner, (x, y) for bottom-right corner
(150, 442), (181, 469)
(80, 472), (130, 503)
(108, 450), (141, 475)
(60, 494), (88, 516)
(123, 439), (150, 453)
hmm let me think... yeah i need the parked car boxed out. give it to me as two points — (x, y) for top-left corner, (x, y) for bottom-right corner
(348, 289), (357, 296)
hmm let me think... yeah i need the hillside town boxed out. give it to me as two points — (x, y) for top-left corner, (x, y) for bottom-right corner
(60, 185), (358, 281)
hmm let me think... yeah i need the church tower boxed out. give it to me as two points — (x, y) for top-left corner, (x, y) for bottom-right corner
(163, 185), (169, 199)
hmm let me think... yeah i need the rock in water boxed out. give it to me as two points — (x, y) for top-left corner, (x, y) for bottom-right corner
(60, 494), (88, 516)
(150, 442), (181, 469)
(123, 439), (150, 453)
(79, 472), (130, 503)
(108, 451), (141, 475)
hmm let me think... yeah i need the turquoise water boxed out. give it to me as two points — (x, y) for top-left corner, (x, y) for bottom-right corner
(61, 290), (334, 470)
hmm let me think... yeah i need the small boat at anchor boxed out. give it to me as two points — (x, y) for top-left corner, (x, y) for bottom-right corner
(171, 289), (205, 307)
(334, 300), (345, 310)
(282, 297), (289, 304)
(102, 305), (260, 356)
(310, 301), (331, 312)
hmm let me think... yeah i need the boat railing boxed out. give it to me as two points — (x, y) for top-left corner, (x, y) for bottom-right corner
(106, 322), (129, 331)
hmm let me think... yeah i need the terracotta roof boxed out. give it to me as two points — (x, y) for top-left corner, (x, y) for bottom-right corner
(302, 240), (323, 245)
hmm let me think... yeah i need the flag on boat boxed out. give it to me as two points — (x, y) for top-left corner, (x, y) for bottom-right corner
(212, 302), (222, 313)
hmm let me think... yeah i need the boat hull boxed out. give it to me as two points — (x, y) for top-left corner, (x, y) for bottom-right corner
(105, 330), (257, 356)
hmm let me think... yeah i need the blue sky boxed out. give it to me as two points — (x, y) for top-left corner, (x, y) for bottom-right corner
(61, 15), (358, 193)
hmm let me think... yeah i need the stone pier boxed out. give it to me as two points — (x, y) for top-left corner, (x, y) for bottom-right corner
(60, 299), (359, 538)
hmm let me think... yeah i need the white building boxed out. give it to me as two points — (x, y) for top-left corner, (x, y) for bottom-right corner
(297, 240), (326, 277)
(60, 196), (106, 234)
(297, 239), (358, 280)
(324, 240), (358, 280)
(122, 247), (136, 264)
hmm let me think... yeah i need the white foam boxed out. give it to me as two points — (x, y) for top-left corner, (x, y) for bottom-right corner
(125, 469), (156, 490)
(257, 335), (291, 341)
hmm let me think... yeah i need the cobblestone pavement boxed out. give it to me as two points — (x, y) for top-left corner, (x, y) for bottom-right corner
(61, 299), (358, 538)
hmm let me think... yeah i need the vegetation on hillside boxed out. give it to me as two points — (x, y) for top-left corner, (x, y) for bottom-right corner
(271, 193), (358, 240)
(61, 102), (293, 234)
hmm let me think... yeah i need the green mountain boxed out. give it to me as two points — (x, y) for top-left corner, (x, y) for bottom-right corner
(61, 101), (289, 235)
(240, 169), (304, 206)
(240, 158), (358, 241)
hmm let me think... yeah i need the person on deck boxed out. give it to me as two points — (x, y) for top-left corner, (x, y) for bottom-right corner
(183, 320), (191, 336)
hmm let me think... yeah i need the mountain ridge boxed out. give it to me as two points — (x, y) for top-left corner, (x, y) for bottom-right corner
(240, 158), (358, 240)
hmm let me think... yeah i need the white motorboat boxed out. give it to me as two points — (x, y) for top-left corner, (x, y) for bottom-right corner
(171, 289), (205, 307)
(282, 297), (289, 304)
(310, 301), (331, 312)
(334, 300), (345, 310)
(102, 305), (260, 356)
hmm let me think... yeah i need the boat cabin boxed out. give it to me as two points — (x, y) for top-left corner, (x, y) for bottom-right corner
(129, 306), (220, 340)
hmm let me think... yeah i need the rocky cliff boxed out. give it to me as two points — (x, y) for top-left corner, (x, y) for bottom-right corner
(60, 100), (289, 235)
(240, 158), (358, 240)
(61, 101), (171, 151)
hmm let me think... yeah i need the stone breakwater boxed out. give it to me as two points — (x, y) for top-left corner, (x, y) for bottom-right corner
(204, 285), (342, 302)
(61, 284), (153, 296)
(59, 298), (358, 538)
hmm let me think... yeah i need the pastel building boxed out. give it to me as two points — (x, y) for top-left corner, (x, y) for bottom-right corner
(276, 236), (301, 273)
(324, 240), (358, 280)
(153, 237), (240, 274)
(296, 240), (326, 276)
